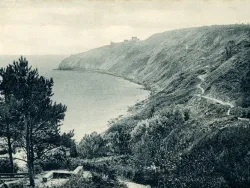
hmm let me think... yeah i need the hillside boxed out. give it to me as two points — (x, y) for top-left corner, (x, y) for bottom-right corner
(59, 25), (250, 187)
(59, 25), (250, 119)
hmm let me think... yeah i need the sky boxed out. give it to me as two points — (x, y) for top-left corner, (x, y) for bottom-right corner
(0, 0), (250, 55)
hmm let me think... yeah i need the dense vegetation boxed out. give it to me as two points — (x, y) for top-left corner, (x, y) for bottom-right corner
(62, 163), (127, 188)
(0, 57), (68, 187)
(1, 25), (250, 187)
(0, 57), (126, 188)
(61, 25), (250, 187)
(0, 158), (18, 173)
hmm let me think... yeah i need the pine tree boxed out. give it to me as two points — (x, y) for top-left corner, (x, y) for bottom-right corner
(0, 99), (21, 173)
(0, 57), (67, 187)
(0, 71), (23, 173)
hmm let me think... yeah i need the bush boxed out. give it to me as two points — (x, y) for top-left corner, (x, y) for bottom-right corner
(61, 173), (127, 188)
(78, 132), (107, 159)
(66, 158), (85, 171)
(60, 131), (78, 157)
(175, 123), (250, 188)
(34, 163), (43, 174)
(0, 158), (18, 173)
(56, 160), (127, 188)
(40, 150), (67, 170)
(132, 168), (160, 186)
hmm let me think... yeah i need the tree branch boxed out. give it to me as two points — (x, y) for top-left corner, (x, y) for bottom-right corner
(33, 113), (63, 133)
(0, 156), (27, 163)
(34, 145), (57, 160)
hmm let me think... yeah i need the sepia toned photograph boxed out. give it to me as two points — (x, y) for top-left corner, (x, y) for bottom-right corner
(0, 0), (250, 187)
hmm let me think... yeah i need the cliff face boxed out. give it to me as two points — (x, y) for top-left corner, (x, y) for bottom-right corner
(59, 25), (250, 106)
(59, 25), (250, 187)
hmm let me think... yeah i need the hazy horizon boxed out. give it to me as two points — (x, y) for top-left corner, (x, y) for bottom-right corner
(0, 24), (249, 56)
(1, 0), (250, 55)
(0, 54), (70, 56)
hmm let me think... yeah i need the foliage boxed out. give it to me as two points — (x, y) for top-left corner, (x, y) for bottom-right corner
(101, 104), (250, 187)
(105, 116), (141, 155)
(34, 163), (43, 175)
(61, 174), (127, 188)
(241, 68), (250, 108)
(0, 158), (18, 173)
(60, 130), (78, 157)
(65, 157), (85, 171)
(78, 132), (107, 159)
(108, 126), (131, 155)
(60, 131), (74, 148)
(0, 95), (23, 173)
(0, 57), (67, 187)
(60, 162), (127, 188)
(173, 122), (250, 188)
(130, 107), (185, 168)
(58, 25), (250, 187)
(39, 148), (67, 171)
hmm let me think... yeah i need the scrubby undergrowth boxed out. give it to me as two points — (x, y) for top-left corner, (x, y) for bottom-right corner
(60, 25), (250, 187)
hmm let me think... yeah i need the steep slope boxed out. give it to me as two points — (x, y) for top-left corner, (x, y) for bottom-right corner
(59, 25), (250, 187)
(60, 25), (250, 102)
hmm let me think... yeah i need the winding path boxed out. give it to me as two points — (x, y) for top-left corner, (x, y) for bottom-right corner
(196, 73), (249, 121)
(196, 73), (234, 115)
(196, 75), (206, 96)
(202, 95), (234, 115)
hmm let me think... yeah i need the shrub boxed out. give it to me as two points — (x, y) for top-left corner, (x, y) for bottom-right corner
(175, 123), (250, 188)
(61, 173), (127, 188)
(56, 161), (127, 188)
(0, 158), (18, 173)
(66, 158), (85, 171)
(60, 131), (78, 157)
(40, 149), (67, 170)
(78, 132), (107, 159)
(34, 163), (43, 174)
(132, 168), (160, 186)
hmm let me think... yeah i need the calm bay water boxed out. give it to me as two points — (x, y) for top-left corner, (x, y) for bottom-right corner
(0, 56), (149, 141)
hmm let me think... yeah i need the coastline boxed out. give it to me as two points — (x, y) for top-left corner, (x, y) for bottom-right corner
(53, 68), (151, 138)
(54, 68), (153, 92)
(53, 68), (151, 140)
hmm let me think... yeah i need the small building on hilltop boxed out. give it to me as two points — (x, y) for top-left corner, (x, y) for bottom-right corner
(131, 36), (139, 42)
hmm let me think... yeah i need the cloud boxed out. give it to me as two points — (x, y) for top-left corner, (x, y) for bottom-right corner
(0, 0), (250, 55)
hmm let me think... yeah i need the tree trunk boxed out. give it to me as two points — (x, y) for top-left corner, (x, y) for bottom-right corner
(7, 125), (14, 173)
(27, 159), (35, 187)
(25, 116), (35, 187)
(4, 96), (14, 173)
(30, 124), (35, 185)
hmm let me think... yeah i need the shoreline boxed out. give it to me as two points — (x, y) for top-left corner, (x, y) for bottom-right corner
(54, 68), (152, 92)
(54, 68), (151, 140)
(54, 68), (151, 138)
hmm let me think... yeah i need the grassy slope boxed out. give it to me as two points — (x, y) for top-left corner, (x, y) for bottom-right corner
(59, 25), (250, 187)
(60, 24), (250, 116)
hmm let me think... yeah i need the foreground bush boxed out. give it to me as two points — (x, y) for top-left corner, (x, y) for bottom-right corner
(39, 149), (67, 170)
(78, 132), (107, 159)
(173, 122), (250, 188)
(61, 174), (127, 188)
(66, 157), (85, 170)
(59, 165), (127, 188)
(0, 158), (18, 173)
